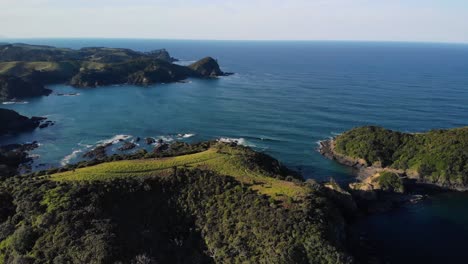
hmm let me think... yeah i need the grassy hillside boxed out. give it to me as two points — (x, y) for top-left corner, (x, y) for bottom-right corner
(0, 142), (352, 264)
(334, 126), (468, 186)
(52, 144), (308, 201)
(0, 61), (79, 77)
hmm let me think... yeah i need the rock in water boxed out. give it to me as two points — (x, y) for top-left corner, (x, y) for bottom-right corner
(145, 137), (156, 145)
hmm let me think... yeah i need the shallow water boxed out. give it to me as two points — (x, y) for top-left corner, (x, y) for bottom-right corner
(1, 39), (468, 263)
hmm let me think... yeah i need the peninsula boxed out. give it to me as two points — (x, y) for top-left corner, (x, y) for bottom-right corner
(0, 43), (229, 100)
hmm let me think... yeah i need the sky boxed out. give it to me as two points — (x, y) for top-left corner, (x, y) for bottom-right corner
(1, 0), (468, 43)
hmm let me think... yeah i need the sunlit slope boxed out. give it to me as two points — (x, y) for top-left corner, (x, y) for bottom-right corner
(52, 144), (309, 200)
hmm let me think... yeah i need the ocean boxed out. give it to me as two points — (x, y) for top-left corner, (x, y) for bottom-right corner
(1, 39), (468, 263)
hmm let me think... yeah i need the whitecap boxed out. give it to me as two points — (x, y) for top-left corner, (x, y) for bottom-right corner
(78, 142), (93, 148)
(59, 93), (81, 97)
(61, 149), (83, 166)
(177, 133), (195, 139)
(2, 101), (28, 105)
(157, 135), (175, 142)
(28, 154), (40, 159)
(97, 134), (132, 146)
(217, 137), (252, 146)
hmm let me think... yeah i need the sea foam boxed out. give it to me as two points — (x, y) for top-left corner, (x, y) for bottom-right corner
(61, 149), (83, 166)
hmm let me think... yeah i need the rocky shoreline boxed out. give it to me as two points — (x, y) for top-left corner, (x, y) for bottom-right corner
(0, 108), (52, 136)
(318, 139), (441, 213)
(319, 139), (403, 181)
(319, 138), (468, 192)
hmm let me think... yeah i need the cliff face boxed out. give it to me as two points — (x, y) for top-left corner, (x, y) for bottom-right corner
(0, 75), (51, 101)
(189, 57), (225, 77)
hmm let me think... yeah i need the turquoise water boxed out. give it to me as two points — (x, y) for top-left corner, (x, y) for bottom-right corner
(1, 39), (468, 263)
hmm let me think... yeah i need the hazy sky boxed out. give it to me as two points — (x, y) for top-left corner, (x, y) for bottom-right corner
(1, 0), (468, 43)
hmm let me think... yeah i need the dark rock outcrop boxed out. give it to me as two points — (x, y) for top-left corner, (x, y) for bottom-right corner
(0, 108), (46, 135)
(118, 142), (137, 151)
(83, 143), (112, 160)
(153, 143), (169, 153)
(0, 142), (39, 178)
(0, 75), (52, 101)
(145, 137), (156, 145)
(188, 57), (226, 77)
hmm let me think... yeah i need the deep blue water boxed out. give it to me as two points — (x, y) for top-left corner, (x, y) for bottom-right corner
(1, 39), (468, 263)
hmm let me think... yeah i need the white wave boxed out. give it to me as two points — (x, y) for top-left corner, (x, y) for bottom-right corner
(61, 149), (83, 166)
(78, 142), (93, 148)
(60, 93), (81, 97)
(28, 154), (40, 159)
(97, 134), (132, 146)
(2, 101), (28, 105)
(177, 133), (195, 139)
(331, 131), (342, 136)
(217, 137), (251, 146)
(157, 135), (175, 142)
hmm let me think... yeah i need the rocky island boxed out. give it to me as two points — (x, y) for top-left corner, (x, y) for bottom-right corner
(0, 141), (354, 264)
(0, 43), (230, 100)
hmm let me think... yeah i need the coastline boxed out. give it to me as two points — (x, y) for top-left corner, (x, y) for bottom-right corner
(318, 138), (468, 192)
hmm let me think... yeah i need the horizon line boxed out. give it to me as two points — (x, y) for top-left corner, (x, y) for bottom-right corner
(1, 37), (468, 46)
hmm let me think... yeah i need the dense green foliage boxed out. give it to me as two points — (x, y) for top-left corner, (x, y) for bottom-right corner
(376, 171), (404, 193)
(0, 168), (351, 263)
(335, 126), (468, 186)
(0, 142), (353, 263)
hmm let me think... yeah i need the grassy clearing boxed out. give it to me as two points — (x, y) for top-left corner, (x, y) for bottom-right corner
(0, 61), (78, 76)
(52, 147), (309, 200)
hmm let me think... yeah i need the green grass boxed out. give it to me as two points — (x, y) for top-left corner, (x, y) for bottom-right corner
(51, 147), (309, 200)
(0, 235), (13, 264)
(0, 61), (78, 76)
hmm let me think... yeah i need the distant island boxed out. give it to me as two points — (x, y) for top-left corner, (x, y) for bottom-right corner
(0, 141), (354, 263)
(0, 43), (230, 101)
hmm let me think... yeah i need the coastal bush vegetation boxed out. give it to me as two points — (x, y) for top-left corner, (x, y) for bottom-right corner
(335, 126), (468, 186)
(376, 171), (404, 193)
(0, 142), (353, 264)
